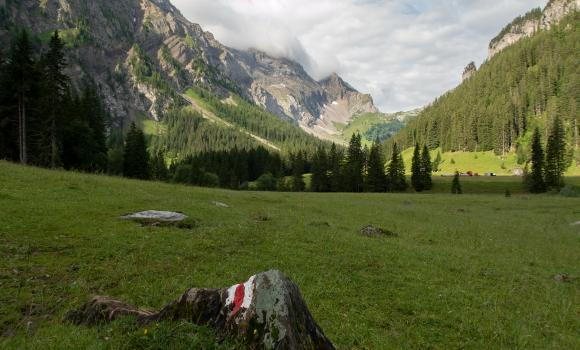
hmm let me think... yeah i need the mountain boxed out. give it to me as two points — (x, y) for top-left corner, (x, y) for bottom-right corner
(488, 0), (579, 59)
(388, 0), (579, 170)
(0, 0), (379, 144)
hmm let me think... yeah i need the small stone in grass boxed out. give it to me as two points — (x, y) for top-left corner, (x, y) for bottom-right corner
(360, 225), (398, 238)
(212, 201), (229, 208)
(120, 211), (187, 222)
(553, 274), (570, 283)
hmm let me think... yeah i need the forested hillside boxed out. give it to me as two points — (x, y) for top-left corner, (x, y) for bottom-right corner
(389, 12), (579, 167)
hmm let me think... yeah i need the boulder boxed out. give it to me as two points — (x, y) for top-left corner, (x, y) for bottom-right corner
(553, 273), (570, 283)
(360, 225), (398, 238)
(120, 210), (187, 222)
(66, 270), (335, 350)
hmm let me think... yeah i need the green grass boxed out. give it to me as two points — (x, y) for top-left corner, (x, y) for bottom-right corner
(1, 161), (579, 349)
(337, 113), (392, 146)
(400, 148), (580, 176)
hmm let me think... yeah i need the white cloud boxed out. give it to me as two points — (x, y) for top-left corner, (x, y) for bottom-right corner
(172, 0), (546, 112)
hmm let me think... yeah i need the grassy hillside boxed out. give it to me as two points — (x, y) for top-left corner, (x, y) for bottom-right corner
(336, 110), (418, 146)
(1, 161), (579, 348)
(390, 12), (579, 159)
(400, 148), (580, 176)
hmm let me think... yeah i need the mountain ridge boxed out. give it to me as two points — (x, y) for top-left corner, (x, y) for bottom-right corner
(488, 0), (579, 59)
(0, 0), (379, 141)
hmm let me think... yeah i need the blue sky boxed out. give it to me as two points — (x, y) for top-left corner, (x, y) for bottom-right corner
(172, 0), (546, 112)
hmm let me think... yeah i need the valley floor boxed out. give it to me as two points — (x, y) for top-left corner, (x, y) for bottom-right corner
(0, 161), (578, 349)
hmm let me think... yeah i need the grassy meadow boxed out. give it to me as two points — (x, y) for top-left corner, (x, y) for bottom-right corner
(0, 161), (579, 349)
(400, 148), (580, 177)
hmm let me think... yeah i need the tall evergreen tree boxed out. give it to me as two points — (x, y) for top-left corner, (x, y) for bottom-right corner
(366, 140), (387, 192)
(421, 145), (433, 190)
(433, 150), (442, 172)
(387, 143), (407, 192)
(328, 143), (342, 192)
(528, 127), (546, 193)
(123, 122), (150, 179)
(544, 116), (566, 190)
(40, 31), (68, 168)
(290, 151), (305, 192)
(411, 143), (424, 192)
(451, 172), (462, 194)
(8, 30), (36, 164)
(150, 151), (168, 181)
(79, 81), (108, 171)
(344, 133), (364, 192)
(311, 147), (330, 192)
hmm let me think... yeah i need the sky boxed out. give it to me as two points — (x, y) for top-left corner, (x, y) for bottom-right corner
(172, 0), (546, 112)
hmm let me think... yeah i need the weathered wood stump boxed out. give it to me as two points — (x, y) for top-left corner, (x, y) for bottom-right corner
(66, 270), (335, 349)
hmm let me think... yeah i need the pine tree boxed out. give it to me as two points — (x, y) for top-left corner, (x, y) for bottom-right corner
(433, 151), (442, 172)
(421, 145), (433, 190)
(344, 133), (364, 192)
(123, 122), (150, 179)
(311, 147), (330, 192)
(291, 152), (305, 192)
(366, 140), (387, 192)
(8, 30), (36, 165)
(328, 143), (342, 192)
(40, 31), (68, 168)
(411, 143), (424, 192)
(150, 151), (168, 181)
(387, 143), (407, 192)
(451, 172), (462, 194)
(544, 116), (566, 190)
(80, 81), (108, 172)
(528, 127), (546, 193)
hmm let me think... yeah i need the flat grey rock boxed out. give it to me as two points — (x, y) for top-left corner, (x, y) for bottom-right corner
(212, 201), (229, 208)
(120, 210), (187, 222)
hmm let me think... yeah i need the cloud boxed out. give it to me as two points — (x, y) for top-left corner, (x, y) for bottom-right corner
(172, 0), (546, 112)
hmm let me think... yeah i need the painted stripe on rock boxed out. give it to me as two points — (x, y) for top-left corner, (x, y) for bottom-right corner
(226, 275), (255, 317)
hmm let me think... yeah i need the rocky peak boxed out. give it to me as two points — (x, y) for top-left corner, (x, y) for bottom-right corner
(319, 73), (357, 101)
(488, 0), (579, 59)
(541, 0), (580, 29)
(0, 0), (381, 142)
(462, 62), (477, 81)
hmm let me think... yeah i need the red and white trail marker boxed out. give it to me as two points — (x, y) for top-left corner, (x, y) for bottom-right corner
(225, 275), (256, 318)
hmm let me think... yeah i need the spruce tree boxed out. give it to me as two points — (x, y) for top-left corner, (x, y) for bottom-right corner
(311, 147), (329, 192)
(387, 143), (407, 192)
(421, 145), (433, 190)
(528, 127), (546, 193)
(290, 152), (305, 192)
(123, 122), (150, 179)
(150, 151), (168, 181)
(411, 143), (424, 191)
(366, 140), (387, 192)
(451, 172), (462, 194)
(40, 31), (68, 168)
(344, 133), (364, 192)
(433, 151), (442, 172)
(8, 30), (36, 165)
(544, 116), (566, 190)
(328, 143), (342, 192)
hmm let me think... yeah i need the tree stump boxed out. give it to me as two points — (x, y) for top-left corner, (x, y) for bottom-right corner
(66, 270), (335, 350)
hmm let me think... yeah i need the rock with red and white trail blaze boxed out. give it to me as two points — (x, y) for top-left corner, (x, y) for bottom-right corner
(67, 270), (335, 349)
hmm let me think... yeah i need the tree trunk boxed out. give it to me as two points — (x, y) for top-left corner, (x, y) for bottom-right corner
(22, 100), (27, 165)
(51, 113), (57, 168)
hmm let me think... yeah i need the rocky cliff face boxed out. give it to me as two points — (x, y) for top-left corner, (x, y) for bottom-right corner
(0, 0), (378, 138)
(488, 0), (579, 59)
(462, 62), (477, 81)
